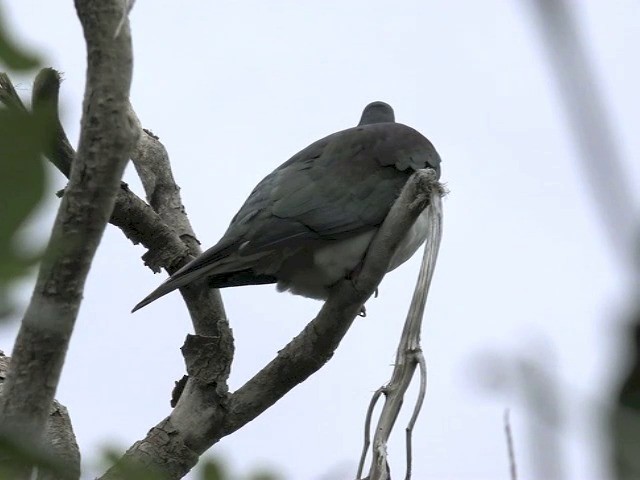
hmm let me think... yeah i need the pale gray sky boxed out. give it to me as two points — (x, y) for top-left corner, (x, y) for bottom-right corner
(2, 1), (639, 479)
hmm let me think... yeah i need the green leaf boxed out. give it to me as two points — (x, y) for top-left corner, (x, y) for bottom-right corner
(101, 449), (168, 480)
(249, 472), (281, 480)
(0, 106), (53, 318)
(0, 9), (40, 71)
(199, 458), (228, 480)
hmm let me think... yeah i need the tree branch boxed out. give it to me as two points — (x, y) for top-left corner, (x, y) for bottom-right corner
(126, 106), (228, 337)
(23, 69), (195, 277)
(504, 409), (518, 480)
(0, 351), (81, 480)
(31, 68), (75, 178)
(0, 0), (136, 466)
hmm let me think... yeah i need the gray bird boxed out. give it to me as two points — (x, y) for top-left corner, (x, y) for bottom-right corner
(132, 101), (441, 312)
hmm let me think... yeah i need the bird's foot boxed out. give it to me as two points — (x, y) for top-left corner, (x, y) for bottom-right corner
(358, 305), (367, 317)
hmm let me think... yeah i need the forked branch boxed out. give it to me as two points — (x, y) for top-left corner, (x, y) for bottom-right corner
(357, 177), (445, 480)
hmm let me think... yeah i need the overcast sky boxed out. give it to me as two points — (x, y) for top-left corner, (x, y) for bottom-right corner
(2, 1), (640, 479)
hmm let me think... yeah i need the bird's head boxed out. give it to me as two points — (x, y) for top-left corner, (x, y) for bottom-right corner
(359, 101), (395, 125)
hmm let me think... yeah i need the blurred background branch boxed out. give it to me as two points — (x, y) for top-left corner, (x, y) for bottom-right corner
(524, 0), (637, 264)
(524, 1), (640, 478)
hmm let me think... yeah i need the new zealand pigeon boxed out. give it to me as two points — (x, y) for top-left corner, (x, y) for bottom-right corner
(132, 101), (441, 312)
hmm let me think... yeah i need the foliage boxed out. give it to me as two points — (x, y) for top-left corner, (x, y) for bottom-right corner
(0, 103), (52, 318)
(0, 6), (50, 319)
(0, 9), (39, 71)
(98, 450), (282, 480)
(198, 458), (280, 480)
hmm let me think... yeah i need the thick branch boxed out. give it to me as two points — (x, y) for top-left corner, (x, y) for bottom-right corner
(0, 351), (80, 480)
(0, 0), (136, 457)
(100, 169), (440, 479)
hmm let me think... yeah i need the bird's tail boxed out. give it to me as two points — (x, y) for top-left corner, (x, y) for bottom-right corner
(132, 242), (276, 313)
(131, 267), (209, 312)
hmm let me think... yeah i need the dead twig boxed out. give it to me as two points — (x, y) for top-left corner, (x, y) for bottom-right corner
(359, 175), (445, 480)
(504, 409), (518, 480)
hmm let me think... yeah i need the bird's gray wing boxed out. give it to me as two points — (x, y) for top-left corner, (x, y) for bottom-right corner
(232, 121), (441, 253)
(132, 122), (439, 311)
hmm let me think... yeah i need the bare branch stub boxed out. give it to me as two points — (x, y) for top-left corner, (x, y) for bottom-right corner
(32, 68), (75, 178)
(0, 0), (137, 469)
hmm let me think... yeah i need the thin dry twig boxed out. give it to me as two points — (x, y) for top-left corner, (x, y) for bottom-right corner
(357, 387), (385, 478)
(504, 409), (518, 480)
(359, 177), (445, 480)
(405, 353), (427, 480)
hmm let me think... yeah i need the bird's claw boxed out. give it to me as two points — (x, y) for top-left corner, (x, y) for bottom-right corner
(358, 305), (367, 317)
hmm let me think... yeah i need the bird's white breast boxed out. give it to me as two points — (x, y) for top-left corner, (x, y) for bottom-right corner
(275, 210), (430, 299)
(388, 208), (431, 271)
(313, 230), (377, 283)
